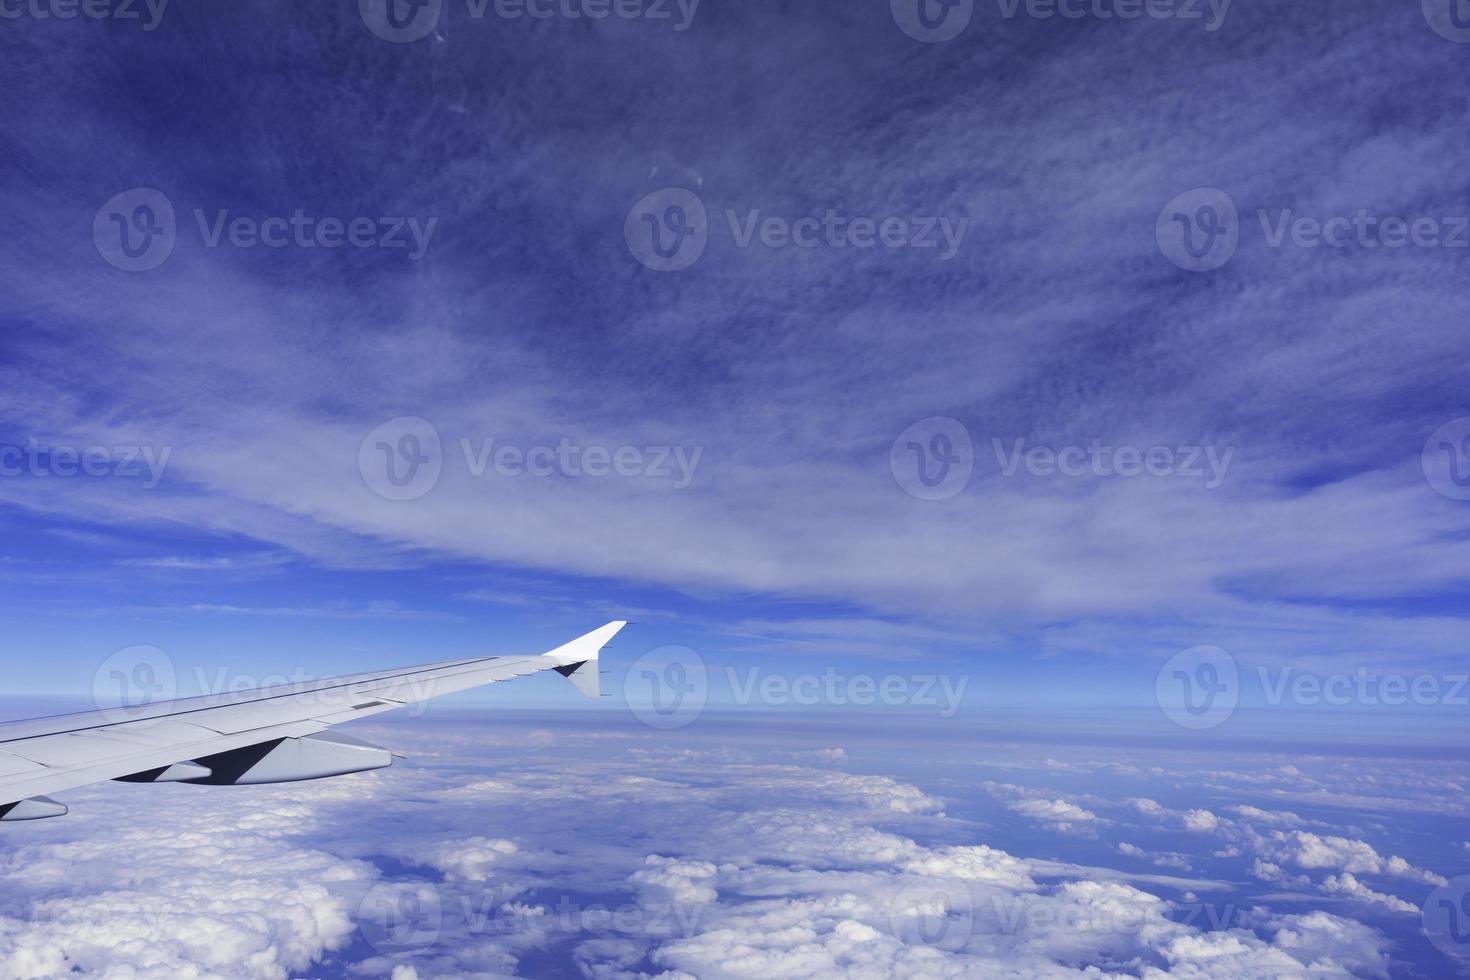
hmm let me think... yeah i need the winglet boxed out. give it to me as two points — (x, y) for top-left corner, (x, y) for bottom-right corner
(543, 621), (626, 699)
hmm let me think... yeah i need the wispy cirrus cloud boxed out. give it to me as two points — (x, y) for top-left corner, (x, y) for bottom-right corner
(2, 0), (1469, 678)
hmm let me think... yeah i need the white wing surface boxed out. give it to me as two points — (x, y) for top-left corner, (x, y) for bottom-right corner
(0, 621), (624, 820)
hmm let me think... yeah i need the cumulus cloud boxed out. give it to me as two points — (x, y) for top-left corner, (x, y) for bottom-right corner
(1008, 798), (1101, 829)
(1229, 806), (1304, 827)
(631, 856), (720, 907)
(1265, 911), (1391, 979)
(1182, 810), (1220, 834)
(1115, 843), (1192, 872)
(0, 778), (383, 979)
(0, 718), (1425, 979)
(1131, 799), (1168, 819)
(399, 836), (521, 882)
(1261, 832), (1444, 885)
(1319, 874), (1418, 916)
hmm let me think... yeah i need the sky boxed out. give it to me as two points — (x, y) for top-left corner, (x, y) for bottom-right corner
(2, 0), (1470, 976)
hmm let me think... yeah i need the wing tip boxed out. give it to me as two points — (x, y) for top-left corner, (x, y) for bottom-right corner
(542, 620), (628, 666)
(543, 621), (628, 698)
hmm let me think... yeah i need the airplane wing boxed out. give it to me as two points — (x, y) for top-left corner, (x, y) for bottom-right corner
(0, 621), (624, 821)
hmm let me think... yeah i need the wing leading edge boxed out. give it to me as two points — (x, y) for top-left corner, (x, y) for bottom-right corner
(0, 621), (625, 820)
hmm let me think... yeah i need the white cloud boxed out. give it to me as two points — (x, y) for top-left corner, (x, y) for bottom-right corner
(403, 836), (521, 882)
(1319, 874), (1417, 916)
(1114, 843), (1190, 871)
(1131, 798), (1167, 819)
(1229, 805), (1304, 827)
(1261, 832), (1443, 885)
(0, 723), (1411, 980)
(1009, 798), (1100, 828)
(0, 778), (383, 980)
(631, 856), (720, 907)
(1183, 809), (1220, 833)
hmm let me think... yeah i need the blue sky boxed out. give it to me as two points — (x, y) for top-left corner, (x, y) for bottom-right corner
(1, 0), (1468, 714)
(3, 0), (1470, 975)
